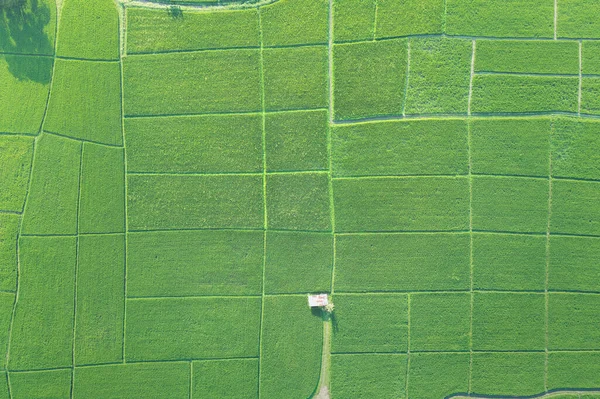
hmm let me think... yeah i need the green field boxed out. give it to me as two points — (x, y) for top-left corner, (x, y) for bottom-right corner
(2, 0), (600, 397)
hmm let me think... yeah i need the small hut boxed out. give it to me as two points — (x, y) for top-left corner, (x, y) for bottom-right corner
(307, 293), (329, 308)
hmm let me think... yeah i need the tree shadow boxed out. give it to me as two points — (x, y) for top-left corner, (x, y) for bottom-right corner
(0, 0), (53, 83)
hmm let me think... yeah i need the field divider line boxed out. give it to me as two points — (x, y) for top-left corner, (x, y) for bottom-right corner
(405, 293), (411, 398)
(544, 120), (554, 392)
(474, 71), (578, 78)
(401, 40), (411, 117)
(468, 40), (476, 116)
(189, 361), (193, 399)
(0, 132), (38, 137)
(578, 41), (582, 116)
(127, 170), (328, 177)
(372, 0), (379, 41)
(127, 42), (328, 57)
(467, 121), (474, 393)
(124, 107), (327, 119)
(554, 0), (558, 40)
(43, 130), (123, 148)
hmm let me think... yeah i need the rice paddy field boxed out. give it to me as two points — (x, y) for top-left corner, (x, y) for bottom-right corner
(1, 0), (600, 397)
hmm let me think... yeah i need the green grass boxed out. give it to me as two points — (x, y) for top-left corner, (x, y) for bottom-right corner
(21, 134), (81, 235)
(333, 39), (408, 120)
(471, 176), (549, 233)
(410, 293), (470, 351)
(56, 0), (119, 60)
(580, 77), (600, 115)
(332, 294), (408, 353)
(10, 369), (71, 399)
(334, 177), (470, 232)
(266, 173), (331, 231)
(333, 0), (375, 42)
(471, 75), (579, 114)
(549, 293), (600, 350)
(331, 354), (406, 399)
(0, 214), (18, 291)
(126, 297), (261, 361)
(44, 60), (122, 146)
(265, 231), (332, 294)
(405, 37), (472, 115)
(332, 119), (468, 177)
(263, 46), (328, 111)
(74, 362), (190, 398)
(446, 0), (554, 37)
(551, 180), (600, 236)
(127, 174), (263, 230)
(125, 114), (263, 173)
(376, 0), (444, 38)
(79, 143), (125, 234)
(0, 135), (34, 211)
(557, 0), (600, 38)
(193, 359), (258, 399)
(260, 295), (322, 399)
(471, 118), (551, 176)
(549, 236), (600, 292)
(473, 233), (546, 291)
(547, 352), (600, 389)
(335, 233), (470, 292)
(265, 110), (328, 172)
(582, 41), (600, 74)
(127, 8), (260, 53)
(127, 230), (263, 296)
(124, 50), (261, 116)
(75, 234), (124, 365)
(475, 40), (579, 74)
(9, 236), (76, 370)
(472, 292), (545, 351)
(260, 0), (328, 46)
(408, 353), (469, 399)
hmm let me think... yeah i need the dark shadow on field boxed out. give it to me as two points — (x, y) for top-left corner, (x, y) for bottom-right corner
(0, 0), (53, 83)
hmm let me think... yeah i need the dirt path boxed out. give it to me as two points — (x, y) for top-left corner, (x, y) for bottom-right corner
(313, 320), (332, 399)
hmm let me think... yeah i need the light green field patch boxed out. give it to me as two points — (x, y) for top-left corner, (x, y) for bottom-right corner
(75, 234), (124, 366)
(0, 135), (34, 211)
(471, 118), (551, 176)
(263, 46), (328, 111)
(446, 0), (554, 38)
(265, 110), (328, 172)
(472, 293), (545, 351)
(44, 60), (122, 145)
(473, 233), (546, 291)
(9, 236), (76, 370)
(10, 369), (71, 399)
(407, 353), (469, 399)
(582, 41), (600, 74)
(126, 297), (261, 361)
(79, 143), (125, 234)
(266, 173), (331, 231)
(333, 39), (408, 120)
(124, 50), (261, 116)
(56, 0), (119, 60)
(127, 174), (263, 230)
(0, 214), (18, 291)
(552, 118), (600, 180)
(410, 293), (470, 351)
(193, 359), (258, 399)
(471, 352), (546, 396)
(471, 176), (549, 233)
(127, 8), (259, 53)
(471, 75), (579, 114)
(265, 231), (332, 294)
(547, 352), (600, 389)
(549, 236), (600, 292)
(405, 37), (472, 115)
(557, 0), (600, 38)
(125, 114), (263, 173)
(260, 295), (322, 399)
(0, 56), (52, 134)
(580, 77), (600, 115)
(332, 294), (408, 353)
(128, 230), (263, 297)
(334, 177), (470, 232)
(335, 233), (470, 292)
(549, 293), (600, 350)
(551, 180), (600, 236)
(333, 0), (375, 42)
(21, 133), (81, 235)
(74, 362), (190, 398)
(475, 40), (579, 74)
(376, 0), (444, 38)
(333, 119), (468, 177)
(331, 354), (406, 399)
(0, 292), (14, 369)
(260, 0), (328, 46)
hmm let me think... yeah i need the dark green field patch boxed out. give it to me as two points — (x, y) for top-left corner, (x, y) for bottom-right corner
(125, 114), (262, 174)
(128, 230), (263, 297)
(332, 294), (408, 353)
(0, 0), (57, 56)
(405, 37), (472, 115)
(471, 118), (550, 177)
(333, 39), (407, 120)
(376, 0), (444, 38)
(549, 293), (600, 350)
(334, 177), (469, 232)
(335, 233), (470, 292)
(127, 8), (259, 53)
(557, 0), (600, 38)
(0, 135), (34, 212)
(332, 119), (468, 177)
(550, 180), (600, 236)
(265, 231), (332, 294)
(260, 0), (328, 46)
(263, 46), (328, 111)
(0, 214), (18, 291)
(10, 369), (71, 399)
(549, 236), (600, 292)
(553, 118), (600, 180)
(193, 359), (258, 399)
(126, 297), (261, 361)
(407, 353), (469, 399)
(333, 0), (375, 42)
(331, 354), (406, 398)
(547, 352), (600, 389)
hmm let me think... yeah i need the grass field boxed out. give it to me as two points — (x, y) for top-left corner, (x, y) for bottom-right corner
(2, 0), (600, 397)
